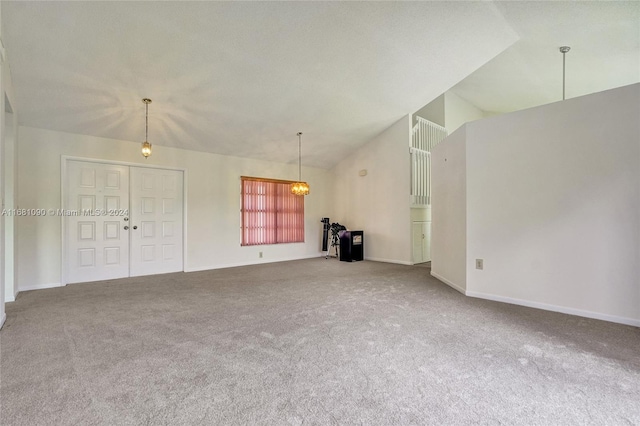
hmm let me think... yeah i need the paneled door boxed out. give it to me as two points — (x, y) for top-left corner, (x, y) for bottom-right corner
(66, 161), (183, 283)
(412, 221), (431, 264)
(67, 161), (130, 283)
(129, 167), (184, 277)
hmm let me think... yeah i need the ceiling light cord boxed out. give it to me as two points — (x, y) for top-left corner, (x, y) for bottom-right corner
(145, 101), (149, 141)
(560, 46), (571, 100)
(298, 132), (302, 181)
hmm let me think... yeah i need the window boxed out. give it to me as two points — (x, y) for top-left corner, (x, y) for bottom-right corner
(241, 176), (304, 246)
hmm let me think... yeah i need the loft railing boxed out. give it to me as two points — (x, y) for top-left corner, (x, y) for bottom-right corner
(410, 117), (448, 206)
(410, 148), (431, 205)
(412, 116), (448, 151)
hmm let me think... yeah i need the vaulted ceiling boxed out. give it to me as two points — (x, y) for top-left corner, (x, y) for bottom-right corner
(2, 1), (638, 169)
(450, 1), (640, 114)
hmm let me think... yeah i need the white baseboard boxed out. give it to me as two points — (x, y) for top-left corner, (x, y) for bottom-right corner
(430, 271), (466, 294)
(18, 282), (63, 293)
(466, 290), (640, 328)
(184, 254), (324, 273)
(0, 313), (6, 330)
(365, 257), (413, 266)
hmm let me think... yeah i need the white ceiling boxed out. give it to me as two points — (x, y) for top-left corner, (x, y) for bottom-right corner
(450, 1), (640, 114)
(2, 1), (638, 169)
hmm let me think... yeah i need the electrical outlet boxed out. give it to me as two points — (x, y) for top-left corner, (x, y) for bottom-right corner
(259, 252), (263, 258)
(476, 259), (484, 270)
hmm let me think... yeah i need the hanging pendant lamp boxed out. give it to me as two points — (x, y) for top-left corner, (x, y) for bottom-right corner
(141, 98), (152, 158)
(291, 132), (310, 196)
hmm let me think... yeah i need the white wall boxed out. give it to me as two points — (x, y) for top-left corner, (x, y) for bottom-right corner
(0, 0), (4, 327)
(17, 126), (332, 291)
(331, 115), (412, 265)
(3, 103), (16, 301)
(0, 0), (15, 327)
(444, 91), (486, 134)
(413, 94), (445, 127)
(432, 83), (640, 326)
(414, 91), (487, 135)
(430, 126), (467, 293)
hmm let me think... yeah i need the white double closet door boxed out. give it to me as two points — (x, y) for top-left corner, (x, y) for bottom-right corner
(66, 160), (184, 284)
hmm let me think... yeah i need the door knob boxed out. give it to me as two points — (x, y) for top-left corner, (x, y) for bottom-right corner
(133, 226), (138, 230)
(124, 226), (129, 230)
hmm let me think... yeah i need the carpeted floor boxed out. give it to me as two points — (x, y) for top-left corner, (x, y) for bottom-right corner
(1, 259), (638, 425)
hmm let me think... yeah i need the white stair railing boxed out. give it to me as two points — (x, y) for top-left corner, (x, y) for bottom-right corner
(412, 116), (448, 151)
(410, 117), (448, 206)
(410, 148), (431, 205)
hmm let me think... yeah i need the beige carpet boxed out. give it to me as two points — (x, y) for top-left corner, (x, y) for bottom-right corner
(1, 259), (638, 425)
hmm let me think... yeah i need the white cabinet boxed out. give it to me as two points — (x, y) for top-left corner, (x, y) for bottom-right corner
(412, 221), (431, 264)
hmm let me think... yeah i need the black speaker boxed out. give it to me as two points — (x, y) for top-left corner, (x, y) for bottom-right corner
(351, 231), (364, 261)
(339, 230), (364, 262)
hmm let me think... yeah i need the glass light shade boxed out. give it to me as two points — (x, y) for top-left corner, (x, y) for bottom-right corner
(141, 141), (152, 158)
(291, 181), (310, 196)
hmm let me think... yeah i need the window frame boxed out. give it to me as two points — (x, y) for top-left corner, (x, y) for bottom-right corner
(240, 176), (305, 246)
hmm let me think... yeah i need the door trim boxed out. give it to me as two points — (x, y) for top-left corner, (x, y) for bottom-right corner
(60, 156), (188, 286)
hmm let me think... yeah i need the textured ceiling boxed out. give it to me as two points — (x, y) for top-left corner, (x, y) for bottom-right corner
(2, 1), (517, 168)
(2, 1), (638, 169)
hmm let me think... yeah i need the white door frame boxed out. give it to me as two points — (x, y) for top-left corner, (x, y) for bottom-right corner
(61, 155), (188, 286)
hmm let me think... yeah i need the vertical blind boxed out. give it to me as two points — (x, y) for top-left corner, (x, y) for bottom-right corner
(241, 177), (305, 246)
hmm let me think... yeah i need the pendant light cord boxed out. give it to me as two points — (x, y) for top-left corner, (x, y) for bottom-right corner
(145, 102), (149, 141)
(562, 51), (566, 100)
(297, 132), (302, 181)
(559, 46), (570, 101)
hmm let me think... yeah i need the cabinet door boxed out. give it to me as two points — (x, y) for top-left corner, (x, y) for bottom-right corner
(412, 222), (425, 264)
(423, 221), (432, 262)
(412, 221), (432, 264)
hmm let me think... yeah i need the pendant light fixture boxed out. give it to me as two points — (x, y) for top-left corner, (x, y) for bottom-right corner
(291, 132), (310, 196)
(559, 46), (571, 100)
(141, 98), (152, 158)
